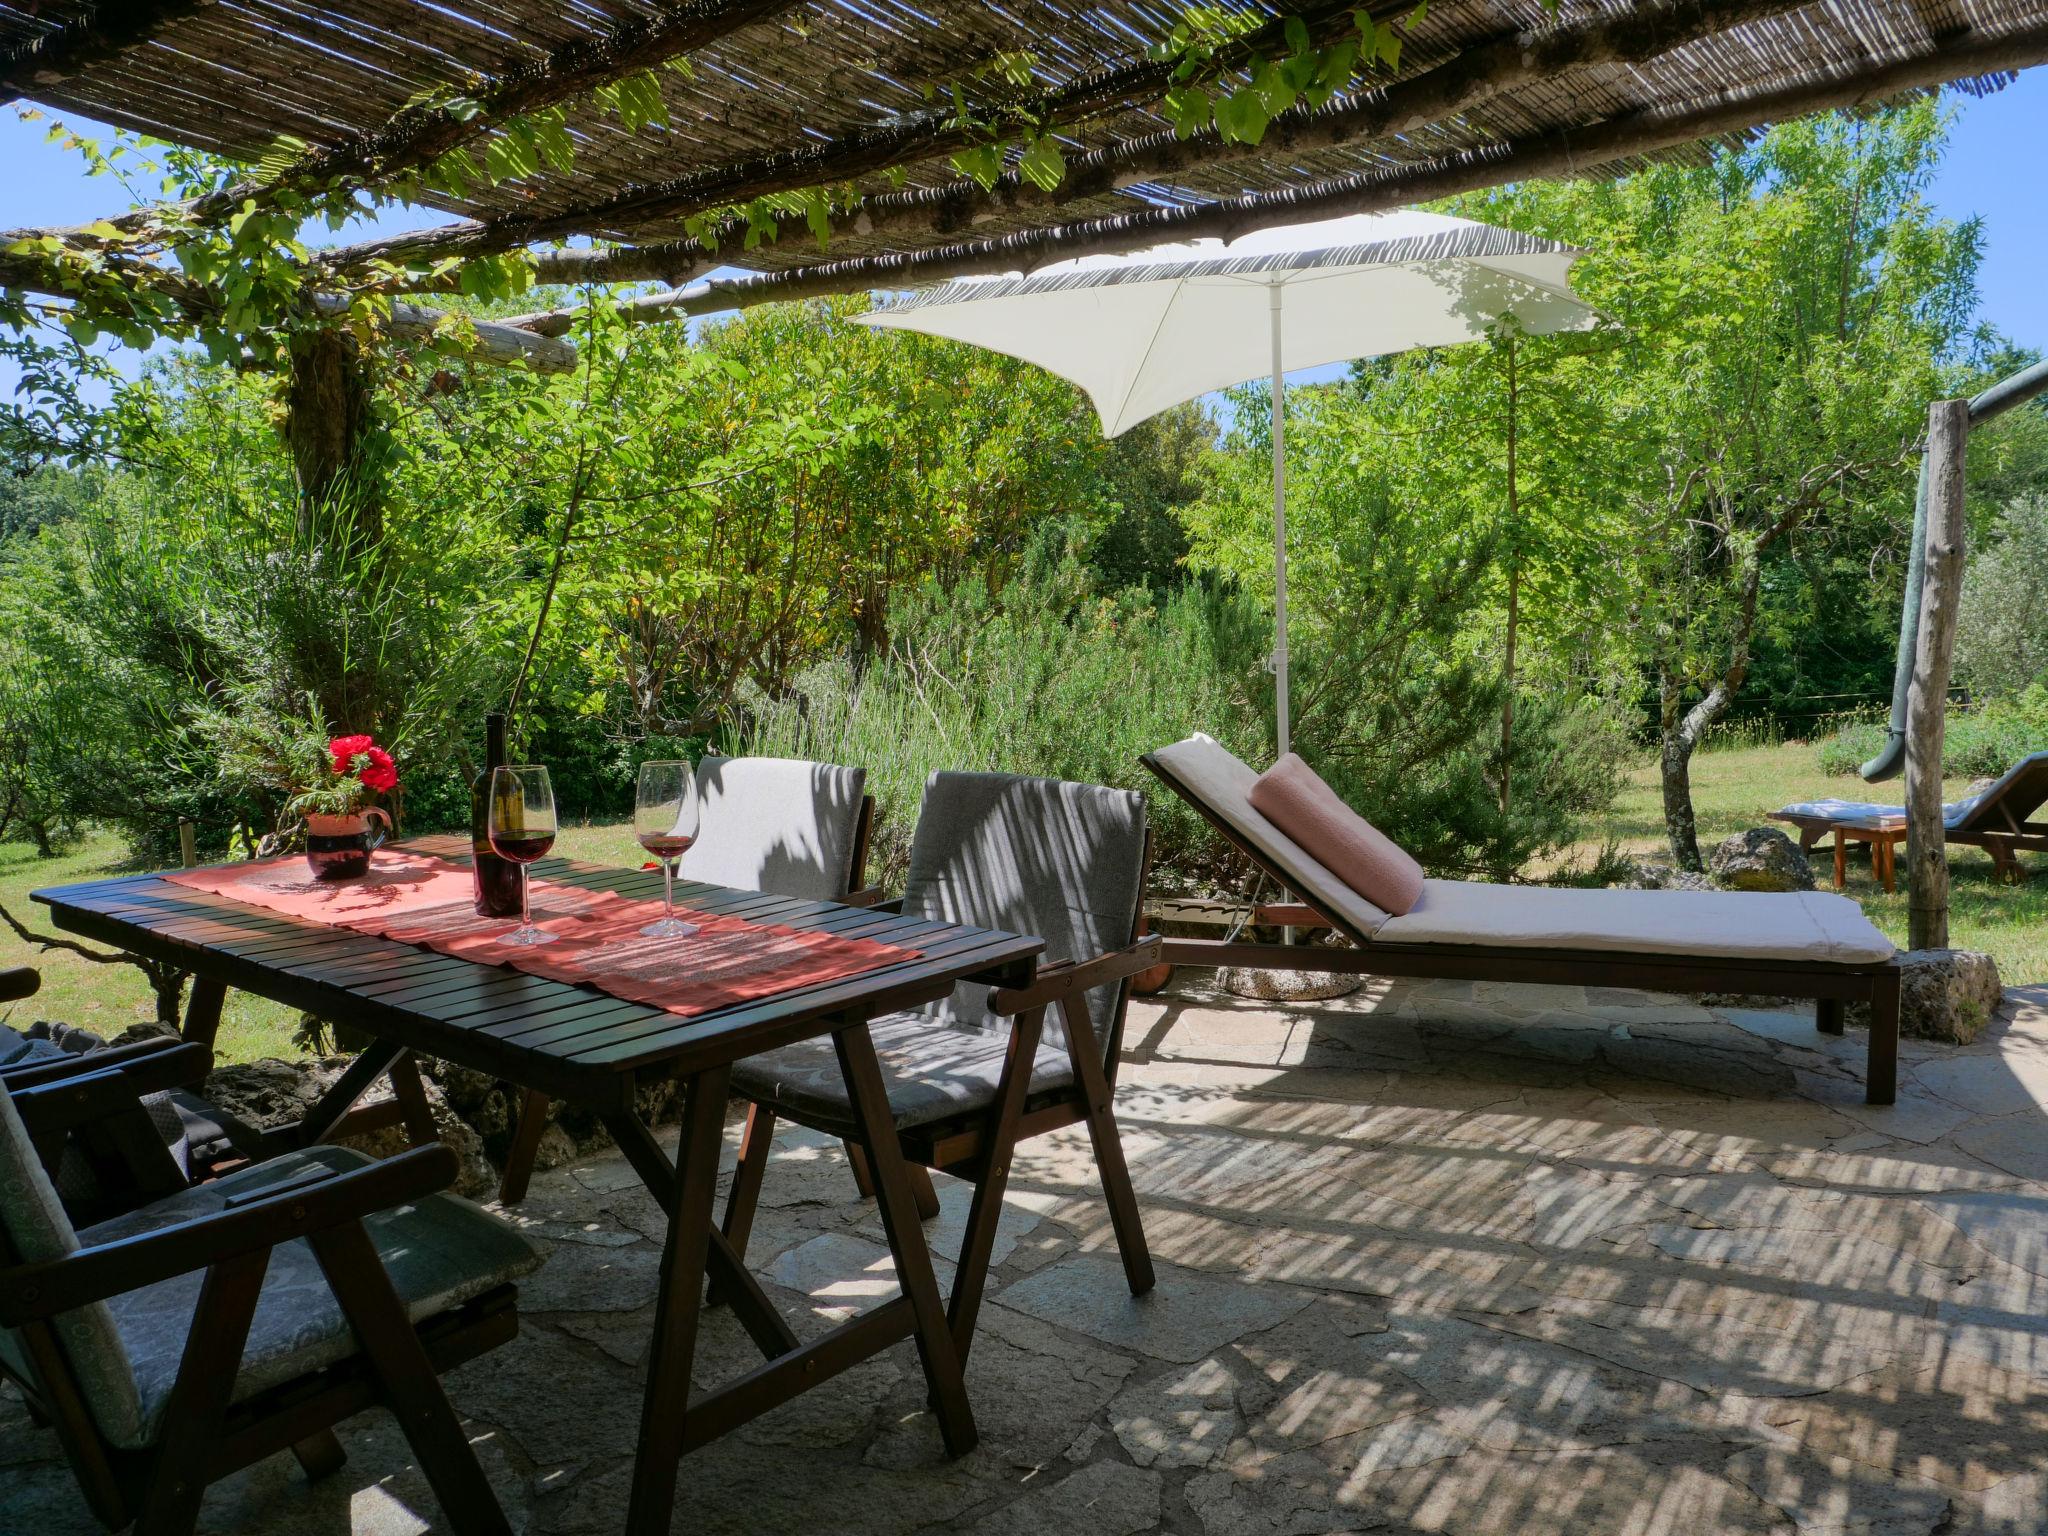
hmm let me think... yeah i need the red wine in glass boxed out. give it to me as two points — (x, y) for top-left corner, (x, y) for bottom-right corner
(488, 765), (558, 946)
(492, 833), (558, 864)
(635, 761), (700, 938)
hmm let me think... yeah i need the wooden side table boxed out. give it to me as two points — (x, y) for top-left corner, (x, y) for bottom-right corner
(1773, 811), (1908, 892)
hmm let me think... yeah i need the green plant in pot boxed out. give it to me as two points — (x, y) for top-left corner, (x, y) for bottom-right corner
(213, 698), (401, 879)
(295, 732), (398, 879)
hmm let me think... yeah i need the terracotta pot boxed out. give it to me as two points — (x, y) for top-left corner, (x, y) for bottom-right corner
(304, 808), (392, 881)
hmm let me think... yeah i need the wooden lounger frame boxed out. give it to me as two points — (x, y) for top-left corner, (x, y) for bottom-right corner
(1140, 753), (1902, 1106)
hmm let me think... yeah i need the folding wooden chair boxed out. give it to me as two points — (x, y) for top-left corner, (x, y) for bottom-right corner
(717, 771), (1159, 1362)
(0, 1034), (543, 1536)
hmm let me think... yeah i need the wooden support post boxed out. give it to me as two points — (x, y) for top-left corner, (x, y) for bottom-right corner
(1906, 398), (1970, 952)
(177, 819), (197, 869)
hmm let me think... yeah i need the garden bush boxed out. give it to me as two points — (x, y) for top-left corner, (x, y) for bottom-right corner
(1817, 687), (2048, 782)
(747, 535), (1627, 892)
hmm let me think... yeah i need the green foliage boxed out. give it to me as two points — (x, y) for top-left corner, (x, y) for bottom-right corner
(744, 542), (1264, 888)
(1957, 496), (2048, 700)
(1818, 689), (2048, 781)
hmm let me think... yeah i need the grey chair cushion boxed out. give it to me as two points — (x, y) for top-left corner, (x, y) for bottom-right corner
(78, 1144), (545, 1449)
(898, 771), (1147, 1058)
(681, 755), (867, 901)
(731, 772), (1147, 1134)
(730, 1011), (1078, 1133)
(0, 1085), (142, 1447)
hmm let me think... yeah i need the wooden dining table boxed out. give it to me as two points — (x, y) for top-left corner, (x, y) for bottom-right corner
(34, 835), (1043, 1535)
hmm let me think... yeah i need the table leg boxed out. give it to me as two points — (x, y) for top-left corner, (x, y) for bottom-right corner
(1880, 835), (1898, 894)
(289, 1039), (410, 1148)
(831, 1019), (977, 1456)
(1833, 832), (1847, 891)
(625, 1064), (730, 1536)
(182, 975), (226, 1049)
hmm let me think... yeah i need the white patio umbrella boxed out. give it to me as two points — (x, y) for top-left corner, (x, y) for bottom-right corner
(857, 209), (1601, 753)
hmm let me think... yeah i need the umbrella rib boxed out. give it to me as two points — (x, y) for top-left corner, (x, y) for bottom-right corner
(1108, 280), (1207, 436)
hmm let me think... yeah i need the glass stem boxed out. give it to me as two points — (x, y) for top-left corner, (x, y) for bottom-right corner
(663, 859), (676, 922)
(521, 866), (533, 930)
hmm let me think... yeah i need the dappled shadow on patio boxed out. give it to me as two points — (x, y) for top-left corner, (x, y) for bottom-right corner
(7, 977), (2048, 1533)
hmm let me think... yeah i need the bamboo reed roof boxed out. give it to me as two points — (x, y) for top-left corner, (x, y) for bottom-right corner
(5, 0), (2046, 280)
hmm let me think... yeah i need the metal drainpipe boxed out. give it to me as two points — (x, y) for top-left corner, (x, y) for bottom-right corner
(1859, 358), (2048, 782)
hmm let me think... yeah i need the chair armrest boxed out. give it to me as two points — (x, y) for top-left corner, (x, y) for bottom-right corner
(2, 1036), (201, 1092)
(0, 1143), (459, 1324)
(987, 937), (1163, 1016)
(840, 887), (897, 911)
(0, 966), (38, 1004)
(6, 1044), (213, 1137)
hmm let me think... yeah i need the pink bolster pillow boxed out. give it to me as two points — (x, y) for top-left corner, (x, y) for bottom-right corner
(1248, 753), (1425, 916)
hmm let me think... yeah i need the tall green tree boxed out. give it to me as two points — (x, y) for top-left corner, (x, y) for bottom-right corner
(1467, 105), (1981, 868)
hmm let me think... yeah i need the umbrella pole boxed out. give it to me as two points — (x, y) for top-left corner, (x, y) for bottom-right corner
(1270, 284), (1290, 758)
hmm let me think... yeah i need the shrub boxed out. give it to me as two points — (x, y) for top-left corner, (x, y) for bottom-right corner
(1817, 687), (2048, 782)
(1957, 497), (2048, 700)
(746, 534), (1627, 892)
(744, 544), (1264, 889)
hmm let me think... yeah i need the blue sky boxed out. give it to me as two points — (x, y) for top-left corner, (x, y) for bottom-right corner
(4, 70), (2045, 409)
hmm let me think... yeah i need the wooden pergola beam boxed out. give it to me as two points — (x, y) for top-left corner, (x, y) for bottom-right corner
(515, 0), (1812, 294)
(0, 0), (208, 101)
(115, 0), (800, 234)
(316, 0), (1370, 274)
(501, 20), (2048, 338)
(0, 246), (575, 370)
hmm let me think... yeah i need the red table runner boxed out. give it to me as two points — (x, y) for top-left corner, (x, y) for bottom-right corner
(165, 850), (920, 1018)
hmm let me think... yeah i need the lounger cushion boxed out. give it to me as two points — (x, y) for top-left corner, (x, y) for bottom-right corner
(729, 1011), (1077, 1134)
(1374, 880), (1896, 965)
(1777, 796), (1979, 829)
(684, 756), (867, 901)
(1250, 753), (1423, 915)
(72, 1145), (544, 1449)
(1149, 735), (1391, 940)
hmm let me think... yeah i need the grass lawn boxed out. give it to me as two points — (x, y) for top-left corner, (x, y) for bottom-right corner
(6, 754), (2038, 1069)
(1575, 739), (2048, 984)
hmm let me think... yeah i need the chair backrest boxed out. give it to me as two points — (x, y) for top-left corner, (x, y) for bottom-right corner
(681, 756), (868, 901)
(899, 771), (1147, 1061)
(1951, 751), (2048, 831)
(1143, 733), (1391, 945)
(0, 1087), (144, 1447)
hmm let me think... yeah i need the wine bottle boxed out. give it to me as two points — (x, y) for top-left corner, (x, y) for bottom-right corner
(472, 712), (522, 917)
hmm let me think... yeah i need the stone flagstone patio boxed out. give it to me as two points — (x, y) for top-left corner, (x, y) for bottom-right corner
(8, 976), (2048, 1534)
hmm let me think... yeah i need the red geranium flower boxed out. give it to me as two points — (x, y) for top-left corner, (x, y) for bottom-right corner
(360, 747), (399, 794)
(328, 733), (375, 776)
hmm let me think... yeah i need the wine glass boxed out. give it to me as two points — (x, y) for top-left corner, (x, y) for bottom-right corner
(488, 765), (558, 946)
(635, 760), (701, 939)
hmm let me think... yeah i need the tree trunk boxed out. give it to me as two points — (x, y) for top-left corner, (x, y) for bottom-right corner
(1658, 671), (1704, 871)
(283, 328), (381, 548)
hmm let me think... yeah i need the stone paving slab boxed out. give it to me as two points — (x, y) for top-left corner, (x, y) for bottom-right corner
(9, 976), (2048, 1533)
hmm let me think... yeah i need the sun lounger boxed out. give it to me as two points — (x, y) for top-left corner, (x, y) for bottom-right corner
(1142, 735), (1902, 1104)
(1773, 751), (2048, 884)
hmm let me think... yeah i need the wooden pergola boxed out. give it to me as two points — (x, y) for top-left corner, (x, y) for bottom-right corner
(5, 0), (2048, 353)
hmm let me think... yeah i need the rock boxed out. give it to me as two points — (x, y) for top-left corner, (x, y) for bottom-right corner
(1708, 828), (1817, 892)
(1617, 858), (1718, 893)
(106, 1020), (180, 1049)
(1217, 965), (1363, 1001)
(1844, 949), (2002, 1044)
(205, 1053), (498, 1196)
(417, 1056), (680, 1168)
